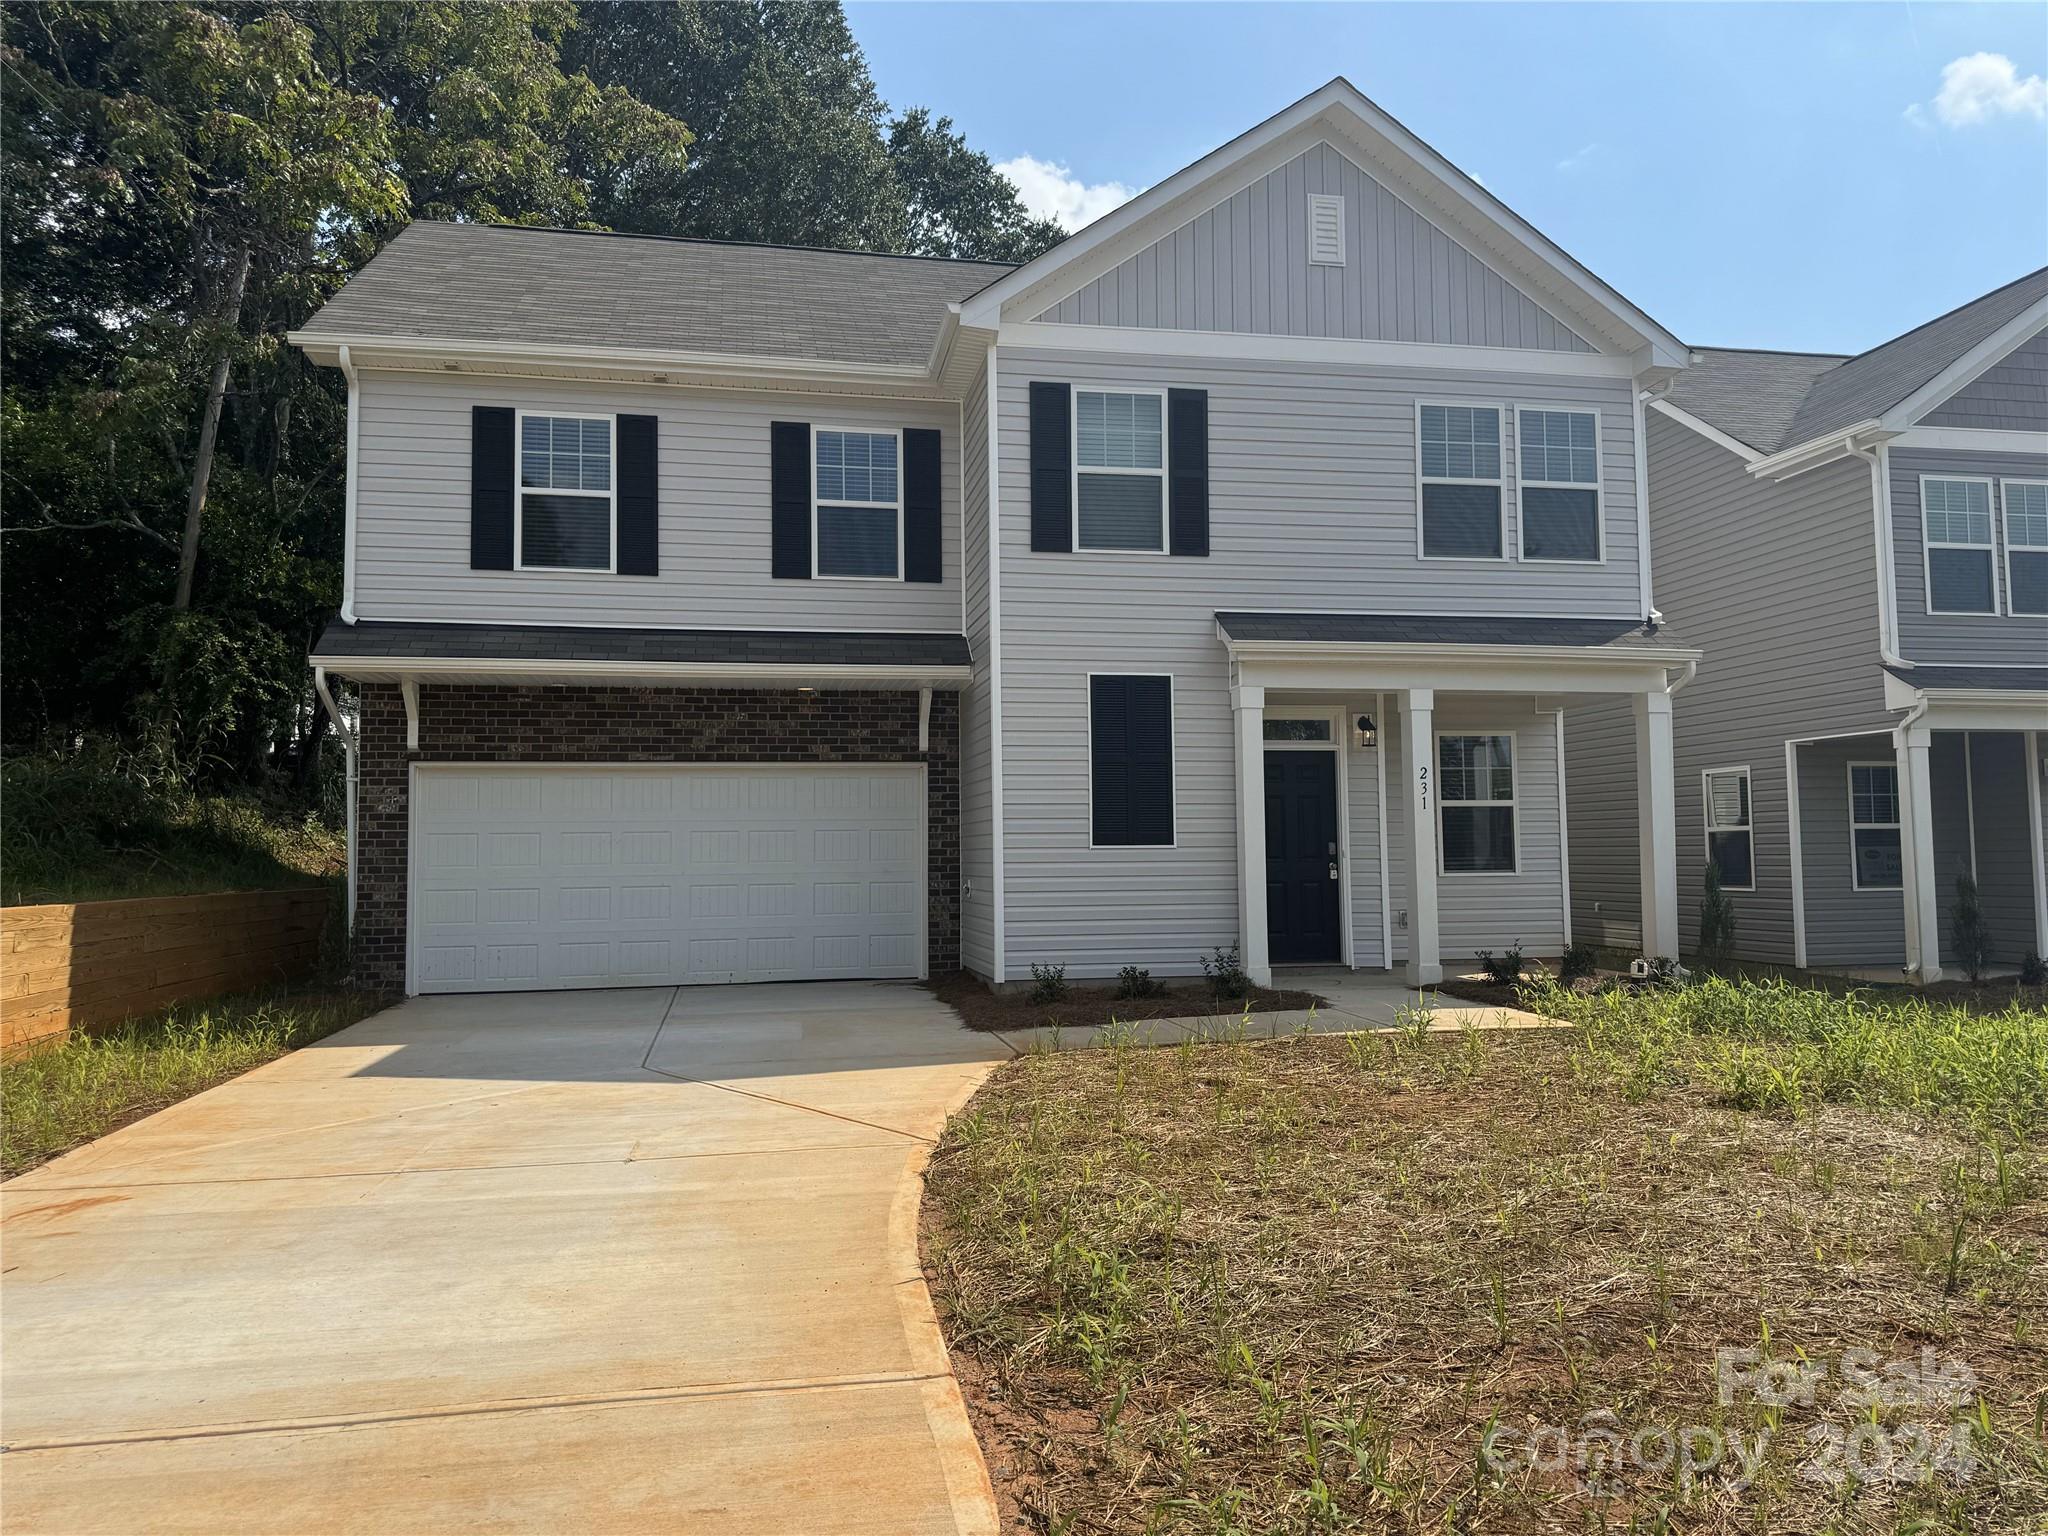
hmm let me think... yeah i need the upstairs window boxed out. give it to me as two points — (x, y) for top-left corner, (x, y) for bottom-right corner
(1921, 476), (1995, 613)
(1439, 733), (1516, 874)
(519, 413), (614, 571)
(1848, 762), (1902, 891)
(1703, 766), (1754, 891)
(1074, 390), (1167, 552)
(1418, 404), (1504, 559)
(2005, 479), (2048, 616)
(1517, 408), (1602, 562)
(814, 428), (901, 578)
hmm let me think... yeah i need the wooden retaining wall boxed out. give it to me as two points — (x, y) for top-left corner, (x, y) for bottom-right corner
(1, 887), (332, 1056)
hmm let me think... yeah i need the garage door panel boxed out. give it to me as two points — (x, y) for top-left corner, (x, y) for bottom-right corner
(412, 766), (923, 994)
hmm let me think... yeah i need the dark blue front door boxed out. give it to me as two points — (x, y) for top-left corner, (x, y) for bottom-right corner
(1264, 751), (1340, 964)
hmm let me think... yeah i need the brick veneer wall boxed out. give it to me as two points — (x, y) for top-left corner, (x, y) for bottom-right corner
(353, 683), (960, 993)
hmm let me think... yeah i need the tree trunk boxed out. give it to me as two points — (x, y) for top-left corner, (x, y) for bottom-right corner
(297, 686), (330, 790)
(172, 241), (253, 612)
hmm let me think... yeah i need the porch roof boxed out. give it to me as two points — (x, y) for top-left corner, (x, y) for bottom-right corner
(1883, 663), (2048, 693)
(1215, 611), (1687, 653)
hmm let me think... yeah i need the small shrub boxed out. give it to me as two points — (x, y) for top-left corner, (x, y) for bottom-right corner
(1950, 873), (1988, 984)
(1114, 965), (1164, 1000)
(1558, 943), (1598, 984)
(2021, 950), (2047, 987)
(1029, 962), (1069, 1005)
(1697, 861), (1737, 966)
(1201, 945), (1249, 1001)
(1475, 940), (1526, 986)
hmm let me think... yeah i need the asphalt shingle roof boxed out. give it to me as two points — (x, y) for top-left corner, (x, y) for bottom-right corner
(311, 619), (971, 670)
(1883, 663), (2048, 693)
(297, 222), (1017, 371)
(1214, 612), (1685, 650)
(1662, 348), (1848, 455)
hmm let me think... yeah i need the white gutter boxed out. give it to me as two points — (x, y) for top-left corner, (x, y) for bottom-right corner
(309, 655), (974, 688)
(1849, 442), (1907, 666)
(287, 330), (932, 388)
(1747, 419), (1888, 482)
(337, 345), (359, 623)
(1666, 657), (1698, 695)
(313, 666), (358, 933)
(1217, 634), (1703, 668)
(1634, 380), (1668, 620)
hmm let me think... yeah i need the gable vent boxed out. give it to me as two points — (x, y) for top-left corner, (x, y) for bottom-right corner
(1308, 193), (1345, 265)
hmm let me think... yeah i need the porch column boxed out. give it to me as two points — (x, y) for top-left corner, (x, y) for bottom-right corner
(1633, 689), (1679, 960)
(1400, 688), (1441, 987)
(1231, 684), (1272, 989)
(1897, 722), (1943, 983)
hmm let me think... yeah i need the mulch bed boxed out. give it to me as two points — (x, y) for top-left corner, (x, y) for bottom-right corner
(923, 970), (1324, 1035)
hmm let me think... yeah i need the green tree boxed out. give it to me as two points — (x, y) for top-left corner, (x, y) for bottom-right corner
(887, 108), (1065, 262)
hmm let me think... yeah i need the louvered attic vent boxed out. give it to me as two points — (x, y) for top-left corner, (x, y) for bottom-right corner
(1308, 193), (1345, 265)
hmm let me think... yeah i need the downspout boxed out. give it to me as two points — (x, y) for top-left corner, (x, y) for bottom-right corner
(1634, 382), (1668, 622)
(1849, 442), (1906, 667)
(1893, 694), (1932, 978)
(338, 345), (360, 624)
(314, 666), (358, 933)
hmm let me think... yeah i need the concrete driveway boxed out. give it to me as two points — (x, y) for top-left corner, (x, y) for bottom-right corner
(1, 983), (1012, 1535)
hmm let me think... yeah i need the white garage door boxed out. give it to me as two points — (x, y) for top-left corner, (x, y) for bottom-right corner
(410, 765), (925, 993)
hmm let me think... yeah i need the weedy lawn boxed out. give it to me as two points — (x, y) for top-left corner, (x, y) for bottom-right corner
(922, 979), (2048, 1534)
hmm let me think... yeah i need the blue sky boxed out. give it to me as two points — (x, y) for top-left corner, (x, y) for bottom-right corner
(847, 3), (2048, 354)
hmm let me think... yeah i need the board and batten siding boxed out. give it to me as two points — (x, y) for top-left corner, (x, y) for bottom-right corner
(992, 347), (1616, 974)
(1920, 328), (2048, 432)
(352, 370), (961, 630)
(959, 358), (996, 977)
(1889, 444), (2048, 664)
(1568, 411), (1893, 965)
(1034, 141), (1593, 354)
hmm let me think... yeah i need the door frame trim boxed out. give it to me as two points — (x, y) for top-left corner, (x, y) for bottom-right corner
(1260, 705), (1354, 969)
(407, 760), (930, 996)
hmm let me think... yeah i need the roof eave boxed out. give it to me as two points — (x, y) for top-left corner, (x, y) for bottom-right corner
(1215, 633), (1702, 668)
(309, 652), (973, 690)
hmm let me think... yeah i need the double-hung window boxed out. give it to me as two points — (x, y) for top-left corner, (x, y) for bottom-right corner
(1439, 734), (1515, 874)
(814, 428), (901, 578)
(1074, 390), (1167, 552)
(1922, 476), (1996, 613)
(1847, 762), (1902, 891)
(519, 413), (614, 571)
(1418, 404), (1504, 559)
(1517, 408), (1602, 561)
(1703, 767), (1754, 891)
(2004, 479), (2048, 616)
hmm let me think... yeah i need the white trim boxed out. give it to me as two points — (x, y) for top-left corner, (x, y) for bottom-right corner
(336, 613), (965, 637)
(1514, 403), (1606, 565)
(996, 320), (1638, 379)
(1701, 763), (1756, 893)
(291, 330), (931, 387)
(1647, 395), (1762, 465)
(1860, 444), (1905, 663)
(1070, 386), (1170, 555)
(810, 423), (905, 581)
(985, 344), (1006, 983)
(1374, 690), (1392, 969)
(1085, 672), (1178, 850)
(1260, 703), (1354, 968)
(1845, 758), (1903, 893)
(338, 345), (359, 622)
(2002, 478), (2048, 617)
(1918, 473), (1998, 615)
(512, 409), (617, 574)
(1633, 388), (1658, 619)
(1786, 740), (1807, 967)
(400, 676), (421, 752)
(1414, 399), (1508, 562)
(1747, 420), (1888, 482)
(1890, 291), (2048, 430)
(1435, 730), (1519, 877)
(1893, 426), (2048, 455)
(1554, 708), (1572, 947)
(311, 654), (971, 687)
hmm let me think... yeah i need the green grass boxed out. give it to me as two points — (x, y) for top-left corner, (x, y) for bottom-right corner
(924, 979), (2048, 1535)
(2, 990), (383, 1178)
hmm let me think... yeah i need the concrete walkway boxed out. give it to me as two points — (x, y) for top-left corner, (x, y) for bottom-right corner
(0, 983), (1012, 1536)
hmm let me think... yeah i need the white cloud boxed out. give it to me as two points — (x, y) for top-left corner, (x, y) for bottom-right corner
(1554, 142), (1600, 174)
(1906, 51), (2048, 128)
(995, 155), (1140, 231)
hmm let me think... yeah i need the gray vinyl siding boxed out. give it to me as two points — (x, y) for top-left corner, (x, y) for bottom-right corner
(995, 348), (1633, 975)
(1920, 329), (2048, 431)
(1569, 411), (1892, 966)
(959, 358), (996, 977)
(352, 370), (961, 630)
(1958, 731), (2037, 964)
(1034, 141), (1593, 353)
(1795, 735), (1905, 969)
(1890, 445), (2048, 663)
(1344, 711), (1389, 966)
(1562, 697), (1640, 951)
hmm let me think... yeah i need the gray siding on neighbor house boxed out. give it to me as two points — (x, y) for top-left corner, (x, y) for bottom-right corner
(352, 370), (962, 630)
(1930, 733), (1974, 968)
(1033, 141), (1593, 353)
(1958, 731), (2038, 965)
(993, 347), (1610, 974)
(1920, 329), (2048, 432)
(1568, 410), (1893, 966)
(959, 358), (996, 977)
(1795, 734), (1907, 969)
(1890, 445), (2048, 664)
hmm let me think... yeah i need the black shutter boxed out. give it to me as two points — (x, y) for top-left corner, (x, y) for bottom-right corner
(770, 421), (811, 579)
(470, 406), (515, 570)
(615, 414), (659, 576)
(1029, 382), (1072, 553)
(1089, 675), (1174, 847)
(1168, 388), (1209, 556)
(903, 427), (942, 583)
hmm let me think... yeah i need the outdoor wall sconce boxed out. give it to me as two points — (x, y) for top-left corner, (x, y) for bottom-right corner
(1354, 713), (1378, 750)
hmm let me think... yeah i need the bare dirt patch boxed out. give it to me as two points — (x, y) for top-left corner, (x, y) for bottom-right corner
(923, 969), (1324, 1035)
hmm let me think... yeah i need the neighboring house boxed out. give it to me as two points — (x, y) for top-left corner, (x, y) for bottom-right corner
(294, 77), (1703, 998)
(1566, 272), (2048, 981)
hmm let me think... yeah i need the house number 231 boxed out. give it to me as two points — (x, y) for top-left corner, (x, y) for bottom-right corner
(1417, 764), (1430, 811)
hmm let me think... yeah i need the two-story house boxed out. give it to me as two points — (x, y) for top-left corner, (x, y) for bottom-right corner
(1566, 271), (2048, 981)
(295, 78), (1700, 998)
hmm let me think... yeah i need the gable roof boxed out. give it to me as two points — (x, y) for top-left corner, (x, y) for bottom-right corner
(294, 221), (1014, 373)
